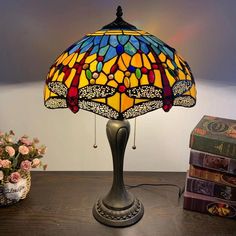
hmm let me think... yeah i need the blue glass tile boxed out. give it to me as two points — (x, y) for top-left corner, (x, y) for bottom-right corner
(118, 35), (130, 45)
(151, 45), (161, 56)
(81, 37), (94, 49)
(137, 35), (150, 45)
(68, 44), (81, 54)
(151, 36), (164, 46)
(116, 44), (124, 55)
(94, 36), (102, 45)
(160, 47), (168, 56)
(144, 36), (158, 47)
(104, 46), (117, 62)
(130, 36), (140, 50)
(128, 66), (136, 72)
(140, 42), (149, 54)
(90, 45), (99, 55)
(109, 35), (119, 47)
(124, 42), (137, 56)
(100, 36), (109, 47)
(80, 42), (93, 53)
(99, 45), (109, 56)
(163, 46), (174, 59)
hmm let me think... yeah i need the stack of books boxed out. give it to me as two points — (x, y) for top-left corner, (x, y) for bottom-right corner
(183, 115), (236, 219)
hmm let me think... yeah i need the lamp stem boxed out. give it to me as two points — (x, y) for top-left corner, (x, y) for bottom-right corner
(93, 119), (144, 227)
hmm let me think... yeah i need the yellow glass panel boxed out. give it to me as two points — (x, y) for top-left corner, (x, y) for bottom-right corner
(103, 56), (117, 74)
(175, 55), (182, 70)
(165, 69), (176, 86)
(158, 53), (166, 63)
(142, 54), (151, 69)
(68, 53), (78, 68)
(85, 54), (97, 64)
(124, 77), (130, 88)
(52, 70), (59, 81)
(56, 53), (64, 64)
(123, 31), (140, 35)
(114, 70), (124, 83)
(76, 52), (86, 63)
(107, 92), (120, 112)
(49, 67), (56, 77)
(56, 52), (68, 66)
(190, 84), (196, 98)
(96, 72), (107, 85)
(107, 80), (118, 88)
(44, 85), (50, 100)
(62, 53), (75, 66)
(131, 53), (142, 68)
(92, 98), (106, 103)
(105, 30), (123, 35)
(183, 90), (190, 96)
(135, 98), (149, 104)
(78, 70), (89, 88)
(178, 70), (186, 80)
(129, 74), (139, 87)
(148, 52), (155, 63)
(118, 57), (127, 71)
(185, 67), (191, 76)
(154, 70), (162, 88)
(121, 94), (134, 112)
(166, 59), (175, 70)
(121, 53), (131, 68)
(50, 91), (58, 97)
(57, 72), (65, 82)
(140, 74), (149, 85)
(65, 68), (76, 87)
(90, 60), (98, 72)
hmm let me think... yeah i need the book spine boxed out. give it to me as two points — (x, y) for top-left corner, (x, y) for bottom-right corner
(189, 150), (236, 175)
(190, 134), (236, 159)
(186, 176), (236, 201)
(189, 165), (236, 188)
(183, 192), (236, 219)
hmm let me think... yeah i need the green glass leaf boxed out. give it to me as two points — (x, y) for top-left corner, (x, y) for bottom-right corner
(86, 69), (92, 79)
(135, 68), (142, 79)
(97, 62), (103, 72)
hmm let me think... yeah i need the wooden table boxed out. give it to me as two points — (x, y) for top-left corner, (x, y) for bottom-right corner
(0, 172), (236, 236)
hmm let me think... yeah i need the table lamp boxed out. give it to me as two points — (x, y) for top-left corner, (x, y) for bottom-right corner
(44, 6), (196, 227)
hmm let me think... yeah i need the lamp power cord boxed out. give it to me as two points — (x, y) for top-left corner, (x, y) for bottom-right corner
(125, 183), (185, 199)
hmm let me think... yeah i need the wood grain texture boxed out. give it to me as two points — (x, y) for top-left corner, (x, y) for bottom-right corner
(0, 172), (236, 236)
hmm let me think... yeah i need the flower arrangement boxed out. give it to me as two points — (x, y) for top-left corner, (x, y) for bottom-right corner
(0, 130), (47, 185)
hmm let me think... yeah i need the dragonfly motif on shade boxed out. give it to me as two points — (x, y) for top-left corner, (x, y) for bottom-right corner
(44, 9), (196, 120)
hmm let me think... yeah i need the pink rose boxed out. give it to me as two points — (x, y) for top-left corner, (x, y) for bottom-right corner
(20, 138), (32, 146)
(32, 158), (41, 168)
(37, 146), (46, 155)
(20, 160), (31, 171)
(0, 170), (3, 181)
(18, 145), (29, 155)
(10, 172), (21, 183)
(1, 159), (11, 168)
(5, 146), (15, 157)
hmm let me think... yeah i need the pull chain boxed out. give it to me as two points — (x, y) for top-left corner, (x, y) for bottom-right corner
(93, 114), (98, 148)
(132, 118), (137, 150)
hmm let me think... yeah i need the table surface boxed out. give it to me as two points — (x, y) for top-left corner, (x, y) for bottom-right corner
(0, 171), (236, 236)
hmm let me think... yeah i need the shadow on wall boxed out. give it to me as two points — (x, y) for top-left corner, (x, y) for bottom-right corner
(0, 0), (236, 85)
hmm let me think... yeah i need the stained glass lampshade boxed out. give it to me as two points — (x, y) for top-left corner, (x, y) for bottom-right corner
(44, 6), (196, 227)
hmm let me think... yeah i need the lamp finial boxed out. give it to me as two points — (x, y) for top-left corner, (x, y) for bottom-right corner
(116, 6), (123, 19)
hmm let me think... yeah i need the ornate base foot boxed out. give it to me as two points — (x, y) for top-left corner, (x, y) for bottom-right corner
(93, 198), (144, 227)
